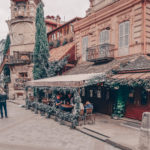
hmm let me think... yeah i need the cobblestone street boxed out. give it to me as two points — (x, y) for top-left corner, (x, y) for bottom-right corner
(0, 102), (120, 150)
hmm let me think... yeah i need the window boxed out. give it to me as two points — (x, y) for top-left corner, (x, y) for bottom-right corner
(82, 36), (88, 61)
(119, 21), (129, 48)
(70, 24), (74, 33)
(90, 90), (93, 97)
(97, 90), (101, 98)
(100, 29), (109, 44)
(19, 72), (28, 78)
(57, 32), (60, 38)
(54, 33), (56, 40)
(52, 34), (54, 40)
(82, 88), (85, 96)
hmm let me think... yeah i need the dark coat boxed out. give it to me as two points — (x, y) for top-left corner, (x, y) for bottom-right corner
(0, 94), (8, 103)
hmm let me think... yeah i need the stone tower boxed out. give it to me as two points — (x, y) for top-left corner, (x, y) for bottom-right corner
(7, 0), (41, 100)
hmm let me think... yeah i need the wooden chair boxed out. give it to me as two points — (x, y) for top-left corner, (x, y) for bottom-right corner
(78, 109), (85, 126)
(84, 108), (95, 124)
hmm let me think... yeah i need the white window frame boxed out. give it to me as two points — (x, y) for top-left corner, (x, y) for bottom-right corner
(119, 21), (130, 48)
(100, 29), (109, 45)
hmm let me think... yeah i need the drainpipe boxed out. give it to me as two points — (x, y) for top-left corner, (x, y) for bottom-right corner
(143, 0), (146, 55)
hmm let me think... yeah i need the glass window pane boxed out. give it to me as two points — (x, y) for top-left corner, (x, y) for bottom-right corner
(125, 21), (129, 35)
(119, 23), (123, 37)
(106, 30), (109, 43)
(100, 30), (109, 44)
(125, 35), (129, 46)
(100, 32), (103, 44)
(119, 37), (123, 48)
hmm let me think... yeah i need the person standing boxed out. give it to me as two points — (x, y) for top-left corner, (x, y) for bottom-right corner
(0, 87), (8, 119)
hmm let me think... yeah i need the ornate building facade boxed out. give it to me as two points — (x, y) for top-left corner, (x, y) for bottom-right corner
(6, 0), (41, 100)
(74, 0), (150, 62)
(68, 0), (150, 120)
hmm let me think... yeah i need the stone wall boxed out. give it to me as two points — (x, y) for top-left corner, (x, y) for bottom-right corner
(8, 64), (33, 100)
(7, 0), (38, 100)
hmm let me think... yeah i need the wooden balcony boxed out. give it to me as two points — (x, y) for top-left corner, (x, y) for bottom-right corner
(86, 43), (115, 63)
(5, 52), (33, 65)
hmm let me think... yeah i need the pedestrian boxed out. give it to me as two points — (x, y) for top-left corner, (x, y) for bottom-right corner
(0, 87), (8, 119)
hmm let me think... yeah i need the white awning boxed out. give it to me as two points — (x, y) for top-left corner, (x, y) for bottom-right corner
(26, 73), (104, 88)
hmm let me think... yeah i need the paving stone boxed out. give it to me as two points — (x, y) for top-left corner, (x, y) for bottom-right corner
(0, 102), (120, 150)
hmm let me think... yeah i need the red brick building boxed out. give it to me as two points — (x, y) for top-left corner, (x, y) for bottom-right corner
(47, 17), (81, 71)
(45, 15), (62, 33)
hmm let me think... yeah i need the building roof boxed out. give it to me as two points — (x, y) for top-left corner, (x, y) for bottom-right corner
(117, 56), (150, 73)
(26, 73), (103, 88)
(64, 55), (140, 75)
(45, 20), (58, 26)
(47, 17), (82, 36)
(49, 42), (75, 61)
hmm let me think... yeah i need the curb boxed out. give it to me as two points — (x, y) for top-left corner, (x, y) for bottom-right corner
(106, 139), (132, 150)
(76, 127), (133, 150)
(8, 100), (24, 106)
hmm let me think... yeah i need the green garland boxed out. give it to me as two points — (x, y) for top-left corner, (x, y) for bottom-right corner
(3, 35), (11, 86)
(3, 35), (10, 55)
(112, 87), (129, 118)
(86, 74), (150, 90)
(3, 68), (11, 83)
(86, 73), (150, 118)
(26, 87), (81, 128)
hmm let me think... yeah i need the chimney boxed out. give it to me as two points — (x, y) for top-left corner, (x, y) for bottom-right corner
(56, 15), (61, 24)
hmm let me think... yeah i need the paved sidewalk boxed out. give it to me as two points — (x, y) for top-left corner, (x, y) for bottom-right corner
(80, 114), (140, 150)
(0, 102), (120, 150)
(7, 100), (140, 150)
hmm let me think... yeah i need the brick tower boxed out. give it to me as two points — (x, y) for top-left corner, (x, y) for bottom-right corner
(7, 0), (41, 100)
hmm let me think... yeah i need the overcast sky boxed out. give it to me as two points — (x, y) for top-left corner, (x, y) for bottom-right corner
(0, 0), (90, 40)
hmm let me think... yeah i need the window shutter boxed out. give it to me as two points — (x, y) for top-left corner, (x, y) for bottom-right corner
(106, 30), (109, 43)
(100, 31), (103, 44)
(82, 36), (88, 61)
(125, 21), (129, 35)
(125, 21), (129, 46)
(100, 30), (109, 44)
(119, 23), (123, 48)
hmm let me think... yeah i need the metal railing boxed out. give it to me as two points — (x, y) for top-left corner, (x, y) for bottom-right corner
(86, 43), (115, 61)
(5, 52), (33, 65)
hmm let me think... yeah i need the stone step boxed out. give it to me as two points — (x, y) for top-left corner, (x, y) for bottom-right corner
(77, 126), (110, 142)
(76, 126), (132, 150)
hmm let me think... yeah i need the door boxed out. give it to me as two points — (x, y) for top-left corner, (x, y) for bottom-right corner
(92, 87), (113, 115)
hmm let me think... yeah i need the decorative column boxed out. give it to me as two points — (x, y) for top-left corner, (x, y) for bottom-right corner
(139, 112), (150, 150)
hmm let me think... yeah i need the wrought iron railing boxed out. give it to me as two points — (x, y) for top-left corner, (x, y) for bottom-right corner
(86, 43), (115, 61)
(5, 52), (33, 65)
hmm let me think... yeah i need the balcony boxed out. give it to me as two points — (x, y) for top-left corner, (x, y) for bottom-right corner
(5, 52), (33, 65)
(86, 43), (115, 63)
(14, 77), (31, 90)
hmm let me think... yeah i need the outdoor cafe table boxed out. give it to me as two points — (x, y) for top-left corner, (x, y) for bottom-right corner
(60, 104), (74, 112)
